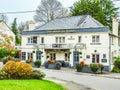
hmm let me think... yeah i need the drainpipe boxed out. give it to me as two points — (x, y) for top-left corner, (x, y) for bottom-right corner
(109, 34), (112, 71)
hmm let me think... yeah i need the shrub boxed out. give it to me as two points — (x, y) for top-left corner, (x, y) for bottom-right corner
(112, 67), (120, 73)
(0, 70), (8, 79)
(2, 61), (32, 79)
(76, 61), (85, 72)
(114, 58), (120, 69)
(30, 70), (45, 79)
(7, 55), (12, 60)
(2, 57), (8, 64)
(76, 63), (83, 72)
(25, 60), (30, 63)
(34, 60), (41, 68)
(90, 64), (99, 73)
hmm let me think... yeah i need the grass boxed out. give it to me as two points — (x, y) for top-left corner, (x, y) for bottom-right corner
(0, 80), (66, 90)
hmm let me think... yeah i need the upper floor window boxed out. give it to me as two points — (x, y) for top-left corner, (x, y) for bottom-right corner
(28, 37), (33, 44)
(78, 36), (81, 43)
(28, 36), (37, 44)
(92, 35), (100, 43)
(33, 36), (37, 44)
(41, 37), (44, 44)
(56, 37), (65, 44)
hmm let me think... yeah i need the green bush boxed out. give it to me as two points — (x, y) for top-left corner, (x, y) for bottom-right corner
(2, 57), (8, 64)
(76, 63), (83, 72)
(0, 70), (8, 79)
(90, 64), (99, 73)
(30, 70), (45, 79)
(25, 60), (30, 63)
(114, 57), (120, 69)
(34, 60), (41, 68)
(112, 67), (120, 73)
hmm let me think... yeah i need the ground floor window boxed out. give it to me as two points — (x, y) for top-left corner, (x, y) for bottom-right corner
(65, 53), (69, 61)
(22, 52), (26, 60)
(36, 51), (41, 60)
(92, 54), (99, 63)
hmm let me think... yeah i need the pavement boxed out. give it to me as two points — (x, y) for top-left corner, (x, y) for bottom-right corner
(38, 67), (120, 90)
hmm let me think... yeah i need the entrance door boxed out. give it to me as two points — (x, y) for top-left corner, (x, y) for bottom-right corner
(92, 54), (100, 63)
(73, 51), (79, 67)
(50, 53), (56, 60)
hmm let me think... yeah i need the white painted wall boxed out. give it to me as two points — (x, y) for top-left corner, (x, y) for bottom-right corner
(0, 21), (15, 44)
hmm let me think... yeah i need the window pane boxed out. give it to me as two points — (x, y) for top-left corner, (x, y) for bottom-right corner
(92, 36), (95, 42)
(78, 36), (81, 42)
(96, 54), (99, 63)
(22, 52), (26, 60)
(33, 36), (37, 44)
(41, 37), (44, 43)
(96, 36), (99, 42)
(28, 38), (30, 43)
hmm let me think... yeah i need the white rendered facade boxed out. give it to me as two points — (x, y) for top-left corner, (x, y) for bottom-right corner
(21, 15), (119, 70)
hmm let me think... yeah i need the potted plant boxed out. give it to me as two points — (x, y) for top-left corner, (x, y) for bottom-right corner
(98, 63), (104, 73)
(76, 63), (83, 72)
(32, 51), (35, 53)
(90, 63), (99, 73)
(76, 61), (85, 72)
(34, 60), (41, 68)
(55, 62), (61, 70)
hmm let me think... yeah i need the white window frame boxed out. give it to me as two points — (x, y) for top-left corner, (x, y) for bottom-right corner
(55, 37), (65, 44)
(92, 35), (100, 43)
(28, 37), (33, 44)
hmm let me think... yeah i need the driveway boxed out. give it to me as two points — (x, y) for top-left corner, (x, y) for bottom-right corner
(39, 68), (120, 90)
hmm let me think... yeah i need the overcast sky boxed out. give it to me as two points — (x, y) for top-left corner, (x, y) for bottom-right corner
(0, 0), (119, 25)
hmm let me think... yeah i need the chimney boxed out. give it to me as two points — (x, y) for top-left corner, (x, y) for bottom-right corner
(112, 16), (119, 36)
(26, 20), (35, 30)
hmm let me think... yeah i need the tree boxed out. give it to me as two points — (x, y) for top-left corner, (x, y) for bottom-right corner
(18, 22), (26, 33)
(11, 18), (21, 45)
(0, 14), (8, 23)
(34, 0), (68, 24)
(70, 0), (118, 29)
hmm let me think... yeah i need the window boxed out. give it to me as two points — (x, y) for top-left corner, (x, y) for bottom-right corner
(33, 36), (37, 44)
(22, 52), (26, 60)
(27, 53), (33, 59)
(28, 37), (33, 44)
(50, 53), (56, 60)
(41, 37), (44, 44)
(103, 54), (106, 58)
(92, 35), (100, 43)
(78, 36), (81, 43)
(92, 54), (99, 63)
(36, 51), (41, 60)
(55, 37), (65, 43)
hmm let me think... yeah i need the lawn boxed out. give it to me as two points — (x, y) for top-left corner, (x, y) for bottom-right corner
(0, 80), (66, 90)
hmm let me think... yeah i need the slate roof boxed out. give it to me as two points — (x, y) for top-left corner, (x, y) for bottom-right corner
(35, 15), (104, 31)
(22, 15), (109, 35)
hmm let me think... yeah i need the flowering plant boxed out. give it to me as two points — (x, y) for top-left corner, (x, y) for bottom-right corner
(47, 60), (56, 64)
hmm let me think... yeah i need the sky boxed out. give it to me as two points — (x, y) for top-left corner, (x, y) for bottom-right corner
(0, 0), (120, 25)
(0, 0), (79, 25)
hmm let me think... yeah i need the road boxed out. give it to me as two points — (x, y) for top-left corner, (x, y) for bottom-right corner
(40, 69), (120, 90)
